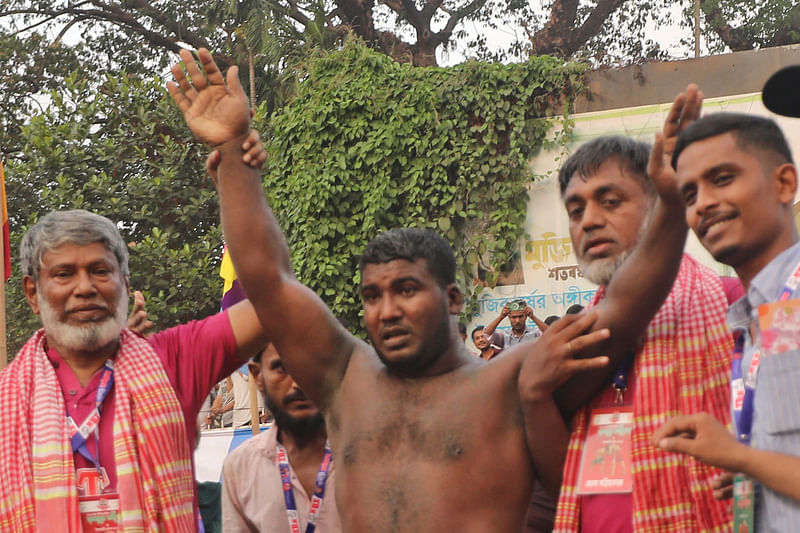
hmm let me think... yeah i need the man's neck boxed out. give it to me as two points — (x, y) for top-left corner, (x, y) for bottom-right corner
(278, 425), (328, 463)
(736, 235), (799, 290)
(48, 336), (119, 387)
(479, 346), (495, 360)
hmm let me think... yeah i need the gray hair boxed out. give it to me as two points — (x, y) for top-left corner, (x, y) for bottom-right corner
(558, 135), (655, 198)
(20, 210), (129, 281)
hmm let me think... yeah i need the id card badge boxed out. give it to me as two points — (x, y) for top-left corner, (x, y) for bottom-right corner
(79, 492), (119, 533)
(576, 406), (633, 494)
(733, 474), (755, 533)
(758, 299), (800, 357)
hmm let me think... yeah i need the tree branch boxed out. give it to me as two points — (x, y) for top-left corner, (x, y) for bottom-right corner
(440, 0), (488, 35)
(700, 0), (753, 51)
(528, 0), (625, 57)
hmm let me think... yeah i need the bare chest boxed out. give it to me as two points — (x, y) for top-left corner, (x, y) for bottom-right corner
(325, 366), (532, 532)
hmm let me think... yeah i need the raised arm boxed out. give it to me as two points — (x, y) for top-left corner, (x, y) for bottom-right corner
(483, 305), (509, 337)
(168, 48), (357, 410)
(554, 85), (701, 415)
(525, 305), (549, 332)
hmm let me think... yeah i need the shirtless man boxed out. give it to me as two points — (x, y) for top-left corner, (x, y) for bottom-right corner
(168, 48), (689, 532)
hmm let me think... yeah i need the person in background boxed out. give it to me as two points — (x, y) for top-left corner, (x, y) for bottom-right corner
(222, 344), (341, 532)
(484, 301), (545, 347)
(470, 325), (502, 361)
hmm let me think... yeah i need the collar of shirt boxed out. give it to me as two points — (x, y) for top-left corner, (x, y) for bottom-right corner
(727, 240), (800, 333)
(251, 423), (280, 461)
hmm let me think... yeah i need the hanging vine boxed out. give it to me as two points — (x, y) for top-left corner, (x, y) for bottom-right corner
(263, 40), (585, 331)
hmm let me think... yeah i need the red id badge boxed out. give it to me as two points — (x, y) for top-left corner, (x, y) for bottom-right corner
(79, 495), (120, 532)
(576, 406), (633, 494)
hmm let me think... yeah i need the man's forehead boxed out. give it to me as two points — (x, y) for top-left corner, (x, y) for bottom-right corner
(675, 133), (745, 180)
(42, 241), (117, 265)
(360, 257), (430, 284)
(563, 161), (645, 201)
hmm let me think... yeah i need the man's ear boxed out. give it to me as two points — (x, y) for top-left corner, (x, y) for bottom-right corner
(23, 276), (40, 315)
(446, 283), (464, 315)
(775, 163), (798, 205)
(248, 361), (265, 393)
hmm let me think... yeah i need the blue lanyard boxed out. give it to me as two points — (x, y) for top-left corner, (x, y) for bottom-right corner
(732, 260), (800, 444)
(730, 335), (757, 444)
(277, 440), (333, 533)
(66, 360), (115, 468)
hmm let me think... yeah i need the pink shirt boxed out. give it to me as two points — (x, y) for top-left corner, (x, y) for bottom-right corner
(221, 424), (342, 533)
(579, 371), (637, 533)
(49, 311), (240, 495)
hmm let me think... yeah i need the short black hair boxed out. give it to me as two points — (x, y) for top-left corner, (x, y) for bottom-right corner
(672, 112), (794, 170)
(544, 315), (560, 326)
(558, 136), (654, 197)
(359, 228), (456, 287)
(565, 304), (584, 315)
(252, 346), (267, 364)
(470, 325), (485, 339)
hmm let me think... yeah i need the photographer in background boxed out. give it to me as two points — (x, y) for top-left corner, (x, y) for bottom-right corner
(484, 299), (546, 347)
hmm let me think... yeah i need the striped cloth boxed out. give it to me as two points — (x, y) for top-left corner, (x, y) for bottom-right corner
(0, 328), (197, 532)
(554, 255), (733, 532)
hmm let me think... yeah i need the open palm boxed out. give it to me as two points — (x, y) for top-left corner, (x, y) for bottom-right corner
(168, 48), (251, 147)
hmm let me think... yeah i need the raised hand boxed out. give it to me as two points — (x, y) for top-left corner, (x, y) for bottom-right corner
(127, 290), (155, 337)
(167, 48), (251, 147)
(648, 84), (704, 205)
(518, 310), (610, 403)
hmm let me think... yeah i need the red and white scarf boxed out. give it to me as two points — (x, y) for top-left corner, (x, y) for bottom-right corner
(555, 255), (733, 532)
(0, 328), (196, 532)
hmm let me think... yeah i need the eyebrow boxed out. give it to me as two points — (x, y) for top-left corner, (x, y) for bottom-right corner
(48, 259), (114, 270)
(360, 276), (422, 293)
(701, 162), (740, 180)
(679, 162), (740, 196)
(564, 184), (624, 205)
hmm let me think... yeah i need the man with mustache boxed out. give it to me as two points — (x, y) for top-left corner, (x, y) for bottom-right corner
(222, 344), (342, 532)
(653, 95), (800, 529)
(471, 325), (502, 360)
(548, 96), (735, 531)
(484, 303), (545, 347)
(0, 153), (268, 530)
(169, 48), (702, 533)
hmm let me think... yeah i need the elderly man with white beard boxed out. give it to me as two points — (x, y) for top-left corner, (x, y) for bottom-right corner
(543, 126), (738, 531)
(0, 209), (268, 532)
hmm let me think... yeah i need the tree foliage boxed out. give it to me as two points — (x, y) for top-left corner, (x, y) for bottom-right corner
(263, 42), (583, 328)
(4, 0), (799, 77)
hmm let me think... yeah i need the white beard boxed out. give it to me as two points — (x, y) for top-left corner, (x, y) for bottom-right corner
(577, 212), (650, 287)
(39, 290), (128, 353)
(578, 250), (631, 286)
